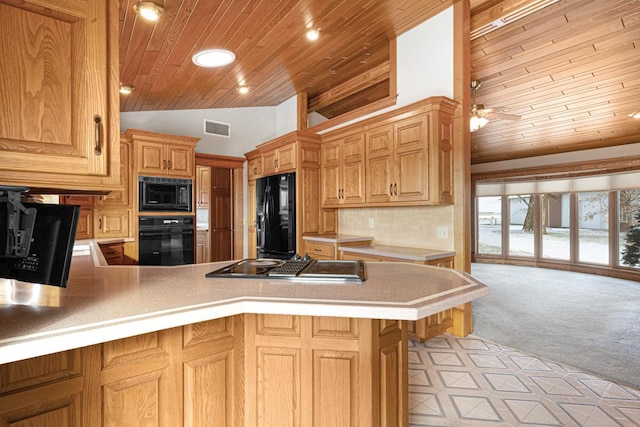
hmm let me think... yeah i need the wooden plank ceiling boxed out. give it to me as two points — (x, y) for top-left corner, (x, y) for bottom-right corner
(119, 0), (640, 165)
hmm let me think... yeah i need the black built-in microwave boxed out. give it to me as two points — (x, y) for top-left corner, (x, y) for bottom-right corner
(138, 176), (192, 212)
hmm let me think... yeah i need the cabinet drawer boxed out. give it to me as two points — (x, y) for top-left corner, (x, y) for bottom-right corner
(304, 241), (335, 259)
(99, 243), (124, 265)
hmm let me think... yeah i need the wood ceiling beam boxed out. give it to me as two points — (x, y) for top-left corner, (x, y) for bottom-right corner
(307, 61), (391, 113)
(470, 0), (560, 40)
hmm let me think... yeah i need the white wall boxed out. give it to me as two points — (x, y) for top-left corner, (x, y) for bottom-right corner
(275, 95), (298, 136)
(120, 107), (277, 158)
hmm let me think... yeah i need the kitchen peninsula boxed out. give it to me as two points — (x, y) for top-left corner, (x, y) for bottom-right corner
(0, 242), (488, 426)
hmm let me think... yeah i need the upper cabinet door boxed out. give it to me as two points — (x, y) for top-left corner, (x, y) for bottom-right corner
(0, 0), (119, 190)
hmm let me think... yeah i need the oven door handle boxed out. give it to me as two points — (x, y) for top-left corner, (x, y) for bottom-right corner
(140, 229), (194, 237)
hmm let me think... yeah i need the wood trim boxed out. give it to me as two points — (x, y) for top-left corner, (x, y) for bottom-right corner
(297, 92), (308, 131)
(472, 155), (640, 182)
(453, 0), (471, 274)
(195, 153), (245, 169)
(307, 62), (391, 113)
(306, 39), (399, 134)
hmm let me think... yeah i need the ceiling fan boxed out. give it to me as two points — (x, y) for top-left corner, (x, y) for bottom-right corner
(470, 80), (521, 132)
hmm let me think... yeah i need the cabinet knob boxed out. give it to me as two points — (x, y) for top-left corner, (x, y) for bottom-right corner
(93, 115), (102, 155)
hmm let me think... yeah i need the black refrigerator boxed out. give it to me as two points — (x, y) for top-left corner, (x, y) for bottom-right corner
(256, 172), (296, 259)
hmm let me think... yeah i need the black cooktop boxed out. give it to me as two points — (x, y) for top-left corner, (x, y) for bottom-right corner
(206, 258), (366, 282)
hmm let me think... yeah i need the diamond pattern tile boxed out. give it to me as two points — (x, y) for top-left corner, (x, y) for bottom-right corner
(409, 334), (640, 426)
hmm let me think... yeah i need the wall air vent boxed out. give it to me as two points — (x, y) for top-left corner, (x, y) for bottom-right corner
(204, 119), (230, 138)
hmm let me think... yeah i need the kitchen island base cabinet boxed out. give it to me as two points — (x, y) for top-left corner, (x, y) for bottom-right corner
(245, 314), (407, 426)
(0, 314), (407, 426)
(0, 317), (244, 426)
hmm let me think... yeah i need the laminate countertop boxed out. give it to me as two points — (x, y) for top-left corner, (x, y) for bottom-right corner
(0, 241), (488, 365)
(339, 244), (456, 262)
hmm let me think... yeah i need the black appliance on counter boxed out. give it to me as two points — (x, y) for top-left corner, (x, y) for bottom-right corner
(0, 186), (80, 287)
(138, 216), (194, 265)
(138, 176), (192, 212)
(256, 172), (296, 260)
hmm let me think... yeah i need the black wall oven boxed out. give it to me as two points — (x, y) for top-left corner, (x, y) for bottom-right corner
(138, 216), (194, 265)
(139, 176), (192, 212)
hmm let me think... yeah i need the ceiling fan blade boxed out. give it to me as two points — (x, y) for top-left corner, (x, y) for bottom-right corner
(486, 112), (521, 121)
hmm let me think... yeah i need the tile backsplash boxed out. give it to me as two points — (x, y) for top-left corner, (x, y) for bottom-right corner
(338, 205), (455, 251)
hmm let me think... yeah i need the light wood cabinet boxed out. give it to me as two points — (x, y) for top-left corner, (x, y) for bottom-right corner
(96, 140), (131, 208)
(0, 0), (120, 193)
(196, 230), (210, 263)
(320, 97), (457, 208)
(196, 165), (211, 207)
(246, 152), (263, 180)
(261, 143), (296, 175)
(321, 133), (366, 206)
(136, 139), (195, 177)
(0, 318), (244, 426)
(94, 209), (130, 239)
(366, 116), (429, 204)
(244, 314), (407, 426)
(304, 241), (336, 259)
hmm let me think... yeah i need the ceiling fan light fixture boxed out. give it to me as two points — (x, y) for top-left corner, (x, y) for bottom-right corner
(192, 49), (236, 67)
(470, 113), (489, 132)
(133, 1), (165, 21)
(119, 84), (135, 95)
(237, 85), (249, 94)
(629, 112), (640, 119)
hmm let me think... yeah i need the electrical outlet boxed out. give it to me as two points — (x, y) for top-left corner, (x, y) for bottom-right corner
(368, 218), (374, 228)
(437, 227), (448, 239)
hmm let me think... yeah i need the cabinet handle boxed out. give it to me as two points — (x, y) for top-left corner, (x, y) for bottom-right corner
(167, 160), (172, 170)
(314, 248), (322, 252)
(394, 183), (398, 195)
(93, 115), (102, 155)
(163, 160), (167, 169)
(98, 218), (102, 231)
(389, 184), (393, 196)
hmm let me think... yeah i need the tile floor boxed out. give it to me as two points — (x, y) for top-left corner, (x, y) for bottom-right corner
(408, 334), (640, 426)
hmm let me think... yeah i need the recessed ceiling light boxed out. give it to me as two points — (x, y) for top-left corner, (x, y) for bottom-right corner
(629, 112), (640, 119)
(133, 2), (165, 22)
(192, 49), (236, 67)
(119, 84), (135, 95)
(238, 86), (249, 95)
(306, 28), (321, 41)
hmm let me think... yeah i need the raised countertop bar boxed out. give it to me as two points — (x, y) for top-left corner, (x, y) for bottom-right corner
(0, 241), (487, 365)
(340, 243), (456, 261)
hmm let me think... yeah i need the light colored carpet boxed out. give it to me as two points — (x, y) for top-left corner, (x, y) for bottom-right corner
(470, 263), (640, 390)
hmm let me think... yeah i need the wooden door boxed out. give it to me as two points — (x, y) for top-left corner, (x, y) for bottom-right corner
(210, 168), (233, 261)
(136, 140), (166, 176)
(0, 0), (114, 182)
(365, 125), (394, 203)
(395, 116), (429, 202)
(341, 133), (366, 204)
(94, 209), (130, 238)
(321, 141), (342, 206)
(197, 166), (211, 208)
(166, 144), (194, 177)
(96, 142), (130, 207)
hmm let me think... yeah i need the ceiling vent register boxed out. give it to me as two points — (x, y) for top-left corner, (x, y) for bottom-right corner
(204, 120), (230, 138)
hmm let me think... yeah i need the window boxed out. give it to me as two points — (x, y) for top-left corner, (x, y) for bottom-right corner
(477, 196), (502, 255)
(619, 189), (640, 269)
(541, 193), (570, 260)
(578, 192), (609, 265)
(508, 195), (534, 257)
